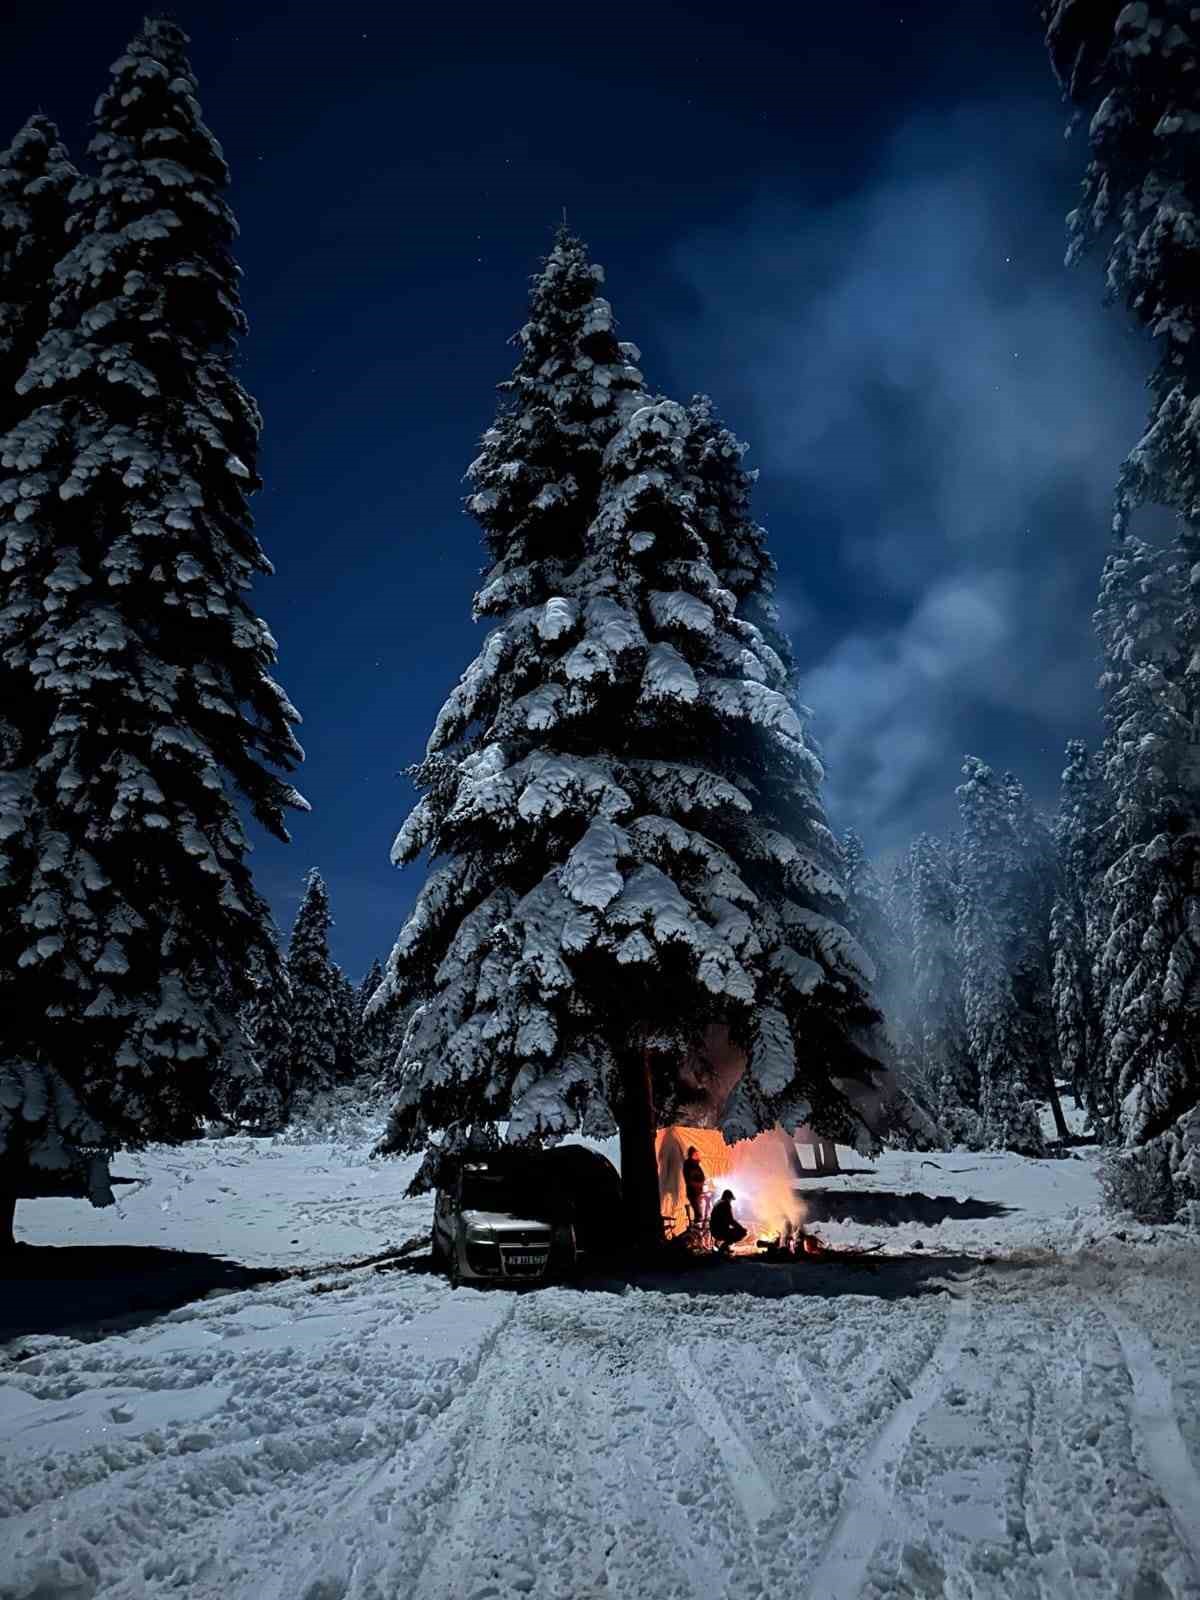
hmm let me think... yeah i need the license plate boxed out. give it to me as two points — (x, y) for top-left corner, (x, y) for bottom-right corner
(506, 1253), (545, 1268)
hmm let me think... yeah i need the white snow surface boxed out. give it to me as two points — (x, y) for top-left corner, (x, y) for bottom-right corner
(3, 1127), (1200, 1599)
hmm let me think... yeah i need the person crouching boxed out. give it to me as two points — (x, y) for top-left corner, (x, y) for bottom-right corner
(709, 1190), (747, 1257)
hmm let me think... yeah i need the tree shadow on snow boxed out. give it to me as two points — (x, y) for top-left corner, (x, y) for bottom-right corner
(796, 1189), (1014, 1226)
(0, 1244), (286, 1344)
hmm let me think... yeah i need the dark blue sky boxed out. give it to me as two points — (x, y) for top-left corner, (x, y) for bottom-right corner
(4, 3), (1150, 979)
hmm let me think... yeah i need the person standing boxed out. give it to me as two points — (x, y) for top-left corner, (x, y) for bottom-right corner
(683, 1145), (706, 1230)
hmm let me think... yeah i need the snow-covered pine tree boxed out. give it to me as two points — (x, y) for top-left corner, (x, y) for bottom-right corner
(685, 395), (794, 675)
(1049, 739), (1109, 1124)
(908, 833), (976, 1141)
(839, 830), (892, 971)
(354, 957), (394, 1078)
(0, 116), (76, 433)
(378, 230), (914, 1241)
(1002, 772), (1070, 1141)
(1044, 2), (1200, 1216)
(1092, 539), (1200, 1214)
(332, 966), (359, 1082)
(0, 22), (304, 1245)
(238, 951), (294, 1130)
(839, 828), (931, 1132)
(286, 870), (344, 1101)
(1042, 0), (1200, 548)
(955, 758), (1046, 1153)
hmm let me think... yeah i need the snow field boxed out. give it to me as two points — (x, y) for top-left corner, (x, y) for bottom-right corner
(2, 1134), (1199, 1600)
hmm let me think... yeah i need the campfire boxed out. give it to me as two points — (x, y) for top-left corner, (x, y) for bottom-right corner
(656, 1125), (811, 1256)
(755, 1219), (827, 1262)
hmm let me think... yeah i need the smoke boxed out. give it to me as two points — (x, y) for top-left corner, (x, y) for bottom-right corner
(665, 98), (1148, 853)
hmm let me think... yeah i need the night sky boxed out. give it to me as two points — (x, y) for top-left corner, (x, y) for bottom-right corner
(3, 2), (1154, 980)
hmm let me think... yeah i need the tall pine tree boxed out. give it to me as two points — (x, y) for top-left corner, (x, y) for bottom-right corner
(955, 758), (1047, 1154)
(908, 833), (975, 1141)
(1044, 0), (1200, 1216)
(0, 23), (303, 1245)
(1049, 739), (1108, 1124)
(840, 828), (931, 1132)
(286, 870), (344, 1100)
(378, 230), (919, 1240)
(1093, 540), (1200, 1207)
(354, 957), (396, 1079)
(237, 949), (294, 1130)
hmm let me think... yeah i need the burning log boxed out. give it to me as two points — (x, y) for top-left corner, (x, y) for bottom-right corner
(755, 1222), (827, 1262)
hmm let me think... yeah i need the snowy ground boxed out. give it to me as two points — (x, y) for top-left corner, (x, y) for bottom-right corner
(3, 1127), (1200, 1600)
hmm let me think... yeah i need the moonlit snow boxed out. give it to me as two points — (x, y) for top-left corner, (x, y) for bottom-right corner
(3, 1125), (1199, 1600)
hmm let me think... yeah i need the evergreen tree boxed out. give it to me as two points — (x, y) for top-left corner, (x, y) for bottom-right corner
(1042, 0), (1200, 547)
(1049, 740), (1109, 1123)
(1001, 772), (1070, 1140)
(839, 830), (893, 973)
(332, 966), (359, 1081)
(286, 870), (344, 1099)
(955, 758), (1046, 1153)
(908, 833), (976, 1141)
(0, 22), (303, 1245)
(239, 954), (294, 1128)
(378, 230), (918, 1240)
(0, 115), (76, 432)
(1092, 543), (1200, 1209)
(354, 957), (395, 1077)
(840, 829), (931, 1131)
(1044, 0), (1200, 1217)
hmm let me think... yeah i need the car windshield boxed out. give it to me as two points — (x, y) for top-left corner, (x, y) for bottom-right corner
(460, 1172), (524, 1213)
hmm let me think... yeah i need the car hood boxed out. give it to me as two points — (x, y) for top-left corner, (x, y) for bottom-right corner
(461, 1209), (553, 1235)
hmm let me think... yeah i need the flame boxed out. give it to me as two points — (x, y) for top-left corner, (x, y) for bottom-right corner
(656, 1125), (807, 1254)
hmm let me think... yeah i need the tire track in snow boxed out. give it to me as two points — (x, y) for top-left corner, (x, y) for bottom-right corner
(775, 1350), (838, 1434)
(801, 1293), (972, 1600)
(666, 1343), (780, 1531)
(1101, 1301), (1200, 1580)
(408, 1301), (639, 1600)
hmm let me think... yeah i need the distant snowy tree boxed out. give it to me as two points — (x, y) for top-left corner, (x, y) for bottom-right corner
(286, 871), (343, 1099)
(0, 22), (304, 1246)
(840, 829), (931, 1131)
(839, 830), (892, 973)
(0, 115), (76, 433)
(907, 833), (976, 1141)
(1049, 740), (1109, 1123)
(354, 957), (398, 1079)
(955, 758), (1047, 1154)
(377, 229), (919, 1240)
(333, 966), (359, 1081)
(1044, 0), (1200, 1217)
(236, 951), (294, 1129)
(1001, 772), (1070, 1140)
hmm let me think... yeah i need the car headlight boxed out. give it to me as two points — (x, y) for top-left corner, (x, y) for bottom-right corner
(466, 1225), (494, 1242)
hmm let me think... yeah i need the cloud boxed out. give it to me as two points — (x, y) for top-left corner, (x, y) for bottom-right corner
(666, 100), (1148, 852)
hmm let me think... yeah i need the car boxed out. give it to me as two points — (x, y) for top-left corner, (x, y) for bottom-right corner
(430, 1144), (621, 1287)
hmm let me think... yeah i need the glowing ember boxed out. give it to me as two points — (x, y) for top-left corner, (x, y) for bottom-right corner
(656, 1125), (807, 1253)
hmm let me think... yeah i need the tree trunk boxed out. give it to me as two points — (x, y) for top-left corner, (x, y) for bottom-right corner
(0, 1187), (16, 1253)
(814, 1139), (840, 1175)
(1044, 1065), (1070, 1143)
(618, 1048), (661, 1250)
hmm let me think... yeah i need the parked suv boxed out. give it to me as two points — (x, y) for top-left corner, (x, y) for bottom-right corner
(431, 1145), (621, 1287)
